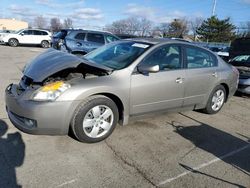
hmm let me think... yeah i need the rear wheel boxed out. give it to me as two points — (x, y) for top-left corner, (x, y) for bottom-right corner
(203, 85), (226, 114)
(8, 38), (18, 47)
(41, 40), (50, 48)
(71, 95), (119, 143)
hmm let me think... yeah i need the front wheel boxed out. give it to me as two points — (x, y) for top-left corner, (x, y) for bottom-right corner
(203, 85), (226, 114)
(8, 38), (18, 47)
(71, 95), (119, 143)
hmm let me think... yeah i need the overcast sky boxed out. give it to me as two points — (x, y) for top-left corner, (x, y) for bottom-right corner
(1, 0), (250, 28)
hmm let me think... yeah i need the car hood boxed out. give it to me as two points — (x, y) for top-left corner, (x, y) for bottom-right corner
(2, 33), (17, 38)
(23, 48), (112, 82)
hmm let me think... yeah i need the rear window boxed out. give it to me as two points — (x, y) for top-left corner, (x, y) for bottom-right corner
(34, 30), (48, 35)
(87, 33), (105, 44)
(186, 47), (217, 68)
(105, 35), (119, 43)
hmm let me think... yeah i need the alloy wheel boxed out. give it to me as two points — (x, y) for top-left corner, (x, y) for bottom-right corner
(211, 89), (225, 111)
(82, 105), (114, 138)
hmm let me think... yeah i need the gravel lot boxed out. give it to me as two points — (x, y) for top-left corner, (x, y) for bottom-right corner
(0, 45), (249, 188)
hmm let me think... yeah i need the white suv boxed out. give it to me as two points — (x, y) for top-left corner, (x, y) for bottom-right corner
(1, 29), (51, 48)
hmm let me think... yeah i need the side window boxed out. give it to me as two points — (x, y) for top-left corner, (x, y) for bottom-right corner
(21, 30), (33, 35)
(105, 35), (119, 43)
(186, 47), (217, 68)
(142, 45), (181, 71)
(87, 33), (105, 44)
(33, 30), (42, 35)
(41, 31), (48, 35)
(74, 32), (86, 40)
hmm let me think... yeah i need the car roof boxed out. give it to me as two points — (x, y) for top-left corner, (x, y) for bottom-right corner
(125, 37), (190, 45)
(70, 29), (114, 35)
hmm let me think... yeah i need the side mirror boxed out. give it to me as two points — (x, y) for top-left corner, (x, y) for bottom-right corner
(137, 64), (160, 76)
(20, 33), (24, 36)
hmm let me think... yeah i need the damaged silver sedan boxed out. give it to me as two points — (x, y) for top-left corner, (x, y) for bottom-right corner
(5, 39), (239, 142)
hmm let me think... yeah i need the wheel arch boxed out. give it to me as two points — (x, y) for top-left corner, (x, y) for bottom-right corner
(220, 83), (229, 102)
(91, 93), (125, 125)
(8, 38), (19, 44)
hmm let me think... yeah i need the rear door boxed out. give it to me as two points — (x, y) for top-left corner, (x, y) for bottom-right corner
(71, 32), (86, 51)
(183, 46), (219, 107)
(130, 44), (186, 115)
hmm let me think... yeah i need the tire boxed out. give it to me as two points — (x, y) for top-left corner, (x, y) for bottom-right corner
(8, 38), (18, 47)
(41, 40), (49, 48)
(71, 95), (119, 143)
(203, 85), (226, 114)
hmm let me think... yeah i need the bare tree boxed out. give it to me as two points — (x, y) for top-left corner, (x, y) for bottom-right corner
(105, 17), (152, 36)
(139, 17), (153, 36)
(50, 18), (62, 33)
(155, 23), (169, 37)
(189, 17), (203, 41)
(63, 18), (73, 29)
(105, 17), (139, 35)
(34, 16), (47, 29)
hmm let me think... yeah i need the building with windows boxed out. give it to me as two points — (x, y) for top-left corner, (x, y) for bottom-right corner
(0, 19), (28, 31)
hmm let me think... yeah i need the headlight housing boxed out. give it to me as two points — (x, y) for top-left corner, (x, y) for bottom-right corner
(32, 81), (70, 101)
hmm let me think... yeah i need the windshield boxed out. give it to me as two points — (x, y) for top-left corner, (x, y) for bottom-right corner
(232, 55), (250, 63)
(15, 29), (24, 34)
(84, 41), (151, 70)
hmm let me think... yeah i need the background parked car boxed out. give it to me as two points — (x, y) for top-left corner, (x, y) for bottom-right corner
(0, 29), (51, 48)
(51, 29), (75, 49)
(229, 37), (250, 59)
(59, 30), (120, 56)
(217, 47), (230, 61)
(228, 55), (250, 94)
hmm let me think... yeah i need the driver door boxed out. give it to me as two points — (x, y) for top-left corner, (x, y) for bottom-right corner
(18, 30), (33, 44)
(130, 44), (186, 115)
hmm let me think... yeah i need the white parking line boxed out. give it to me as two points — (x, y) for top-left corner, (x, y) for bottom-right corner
(56, 179), (77, 187)
(29, 49), (44, 52)
(158, 144), (250, 186)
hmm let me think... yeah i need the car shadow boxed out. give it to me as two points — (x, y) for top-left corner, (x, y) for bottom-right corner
(170, 113), (250, 186)
(0, 119), (25, 188)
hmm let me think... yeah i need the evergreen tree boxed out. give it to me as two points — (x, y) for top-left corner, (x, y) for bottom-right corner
(196, 16), (236, 42)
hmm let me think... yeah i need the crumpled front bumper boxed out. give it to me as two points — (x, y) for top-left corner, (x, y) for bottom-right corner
(5, 84), (76, 135)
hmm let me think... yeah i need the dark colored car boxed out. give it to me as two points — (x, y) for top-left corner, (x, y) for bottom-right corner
(62, 30), (120, 56)
(51, 29), (74, 49)
(229, 37), (250, 59)
(115, 34), (138, 39)
(228, 55), (250, 94)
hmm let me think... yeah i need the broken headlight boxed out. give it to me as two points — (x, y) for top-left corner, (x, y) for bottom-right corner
(32, 81), (70, 101)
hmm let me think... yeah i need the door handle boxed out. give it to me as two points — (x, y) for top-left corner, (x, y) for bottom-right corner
(212, 72), (218, 77)
(76, 42), (82, 46)
(176, 77), (184, 84)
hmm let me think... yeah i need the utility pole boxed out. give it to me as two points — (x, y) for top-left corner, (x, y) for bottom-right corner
(212, 0), (217, 16)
